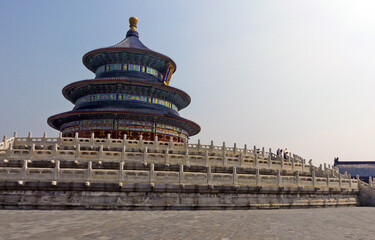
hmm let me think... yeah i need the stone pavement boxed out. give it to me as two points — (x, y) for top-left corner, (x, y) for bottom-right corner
(0, 207), (375, 240)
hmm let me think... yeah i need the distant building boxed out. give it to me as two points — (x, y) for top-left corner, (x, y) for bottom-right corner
(334, 158), (375, 182)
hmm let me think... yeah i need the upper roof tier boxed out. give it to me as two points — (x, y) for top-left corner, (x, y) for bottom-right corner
(82, 17), (177, 85)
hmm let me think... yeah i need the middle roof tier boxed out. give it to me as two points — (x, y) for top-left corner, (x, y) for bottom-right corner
(62, 78), (191, 111)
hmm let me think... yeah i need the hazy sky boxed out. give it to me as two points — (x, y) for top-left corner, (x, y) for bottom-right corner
(0, 1), (374, 166)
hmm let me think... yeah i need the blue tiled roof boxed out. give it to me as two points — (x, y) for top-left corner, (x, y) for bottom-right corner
(109, 30), (150, 50)
(335, 161), (375, 177)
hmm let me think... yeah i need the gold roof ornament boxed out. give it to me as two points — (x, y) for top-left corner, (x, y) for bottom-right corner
(129, 17), (138, 31)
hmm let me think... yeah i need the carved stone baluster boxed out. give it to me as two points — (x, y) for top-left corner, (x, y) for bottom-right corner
(179, 164), (184, 184)
(222, 142), (227, 166)
(149, 164), (154, 185)
(233, 167), (237, 185)
(207, 166), (212, 185)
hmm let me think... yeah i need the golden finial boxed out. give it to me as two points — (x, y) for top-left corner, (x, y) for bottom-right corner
(129, 17), (138, 31)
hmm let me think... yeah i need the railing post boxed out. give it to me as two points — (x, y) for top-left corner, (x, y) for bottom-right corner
(58, 132), (62, 144)
(302, 159), (305, 172)
(244, 144), (247, 156)
(256, 168), (260, 186)
(222, 142), (227, 166)
(53, 160), (60, 181)
(339, 173), (342, 188)
(233, 167), (237, 185)
(205, 150), (209, 166)
(277, 170), (281, 187)
(139, 134), (144, 148)
(2, 135), (7, 149)
(253, 146), (258, 168)
(149, 164), (154, 184)
(7, 142), (13, 154)
(21, 159), (28, 181)
(348, 174), (352, 188)
(143, 147), (148, 163)
(239, 152), (244, 167)
(291, 155), (295, 171)
(233, 143), (237, 154)
(90, 132), (95, 145)
(262, 147), (265, 157)
(121, 146), (126, 161)
(123, 134), (127, 146)
(295, 171), (300, 187)
(74, 132), (79, 145)
(197, 139), (201, 151)
(253, 145), (257, 156)
(184, 138), (189, 151)
(169, 137), (173, 150)
(207, 166), (212, 185)
(185, 149), (189, 166)
(210, 140), (214, 151)
(119, 162), (124, 187)
(53, 143), (58, 158)
(268, 153), (272, 169)
(105, 133), (111, 148)
(153, 135), (158, 150)
(75, 144), (81, 160)
(165, 147), (169, 164)
(179, 164), (184, 184)
(86, 161), (92, 185)
(30, 143), (35, 160)
(312, 170), (316, 187)
(99, 145), (104, 161)
(326, 174), (330, 187)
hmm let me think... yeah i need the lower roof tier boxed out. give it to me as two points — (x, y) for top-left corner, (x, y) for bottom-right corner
(47, 110), (200, 137)
(62, 78), (191, 110)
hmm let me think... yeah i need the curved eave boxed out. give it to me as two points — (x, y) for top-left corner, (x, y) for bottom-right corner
(62, 78), (191, 110)
(47, 110), (200, 136)
(82, 47), (177, 73)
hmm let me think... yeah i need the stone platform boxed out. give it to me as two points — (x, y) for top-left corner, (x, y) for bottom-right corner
(0, 133), (361, 209)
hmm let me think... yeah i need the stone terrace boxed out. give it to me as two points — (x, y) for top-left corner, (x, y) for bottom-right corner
(0, 133), (360, 209)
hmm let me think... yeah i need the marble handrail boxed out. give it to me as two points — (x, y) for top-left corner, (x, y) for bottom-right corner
(0, 160), (358, 191)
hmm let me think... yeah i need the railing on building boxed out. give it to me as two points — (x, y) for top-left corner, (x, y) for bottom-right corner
(0, 159), (358, 190)
(0, 132), (360, 191)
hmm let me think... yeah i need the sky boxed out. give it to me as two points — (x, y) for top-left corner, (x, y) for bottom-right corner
(0, 0), (374, 166)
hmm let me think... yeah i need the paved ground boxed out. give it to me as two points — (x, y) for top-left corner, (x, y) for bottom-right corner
(0, 207), (374, 239)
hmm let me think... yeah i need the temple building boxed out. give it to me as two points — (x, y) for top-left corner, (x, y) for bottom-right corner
(48, 17), (200, 142)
